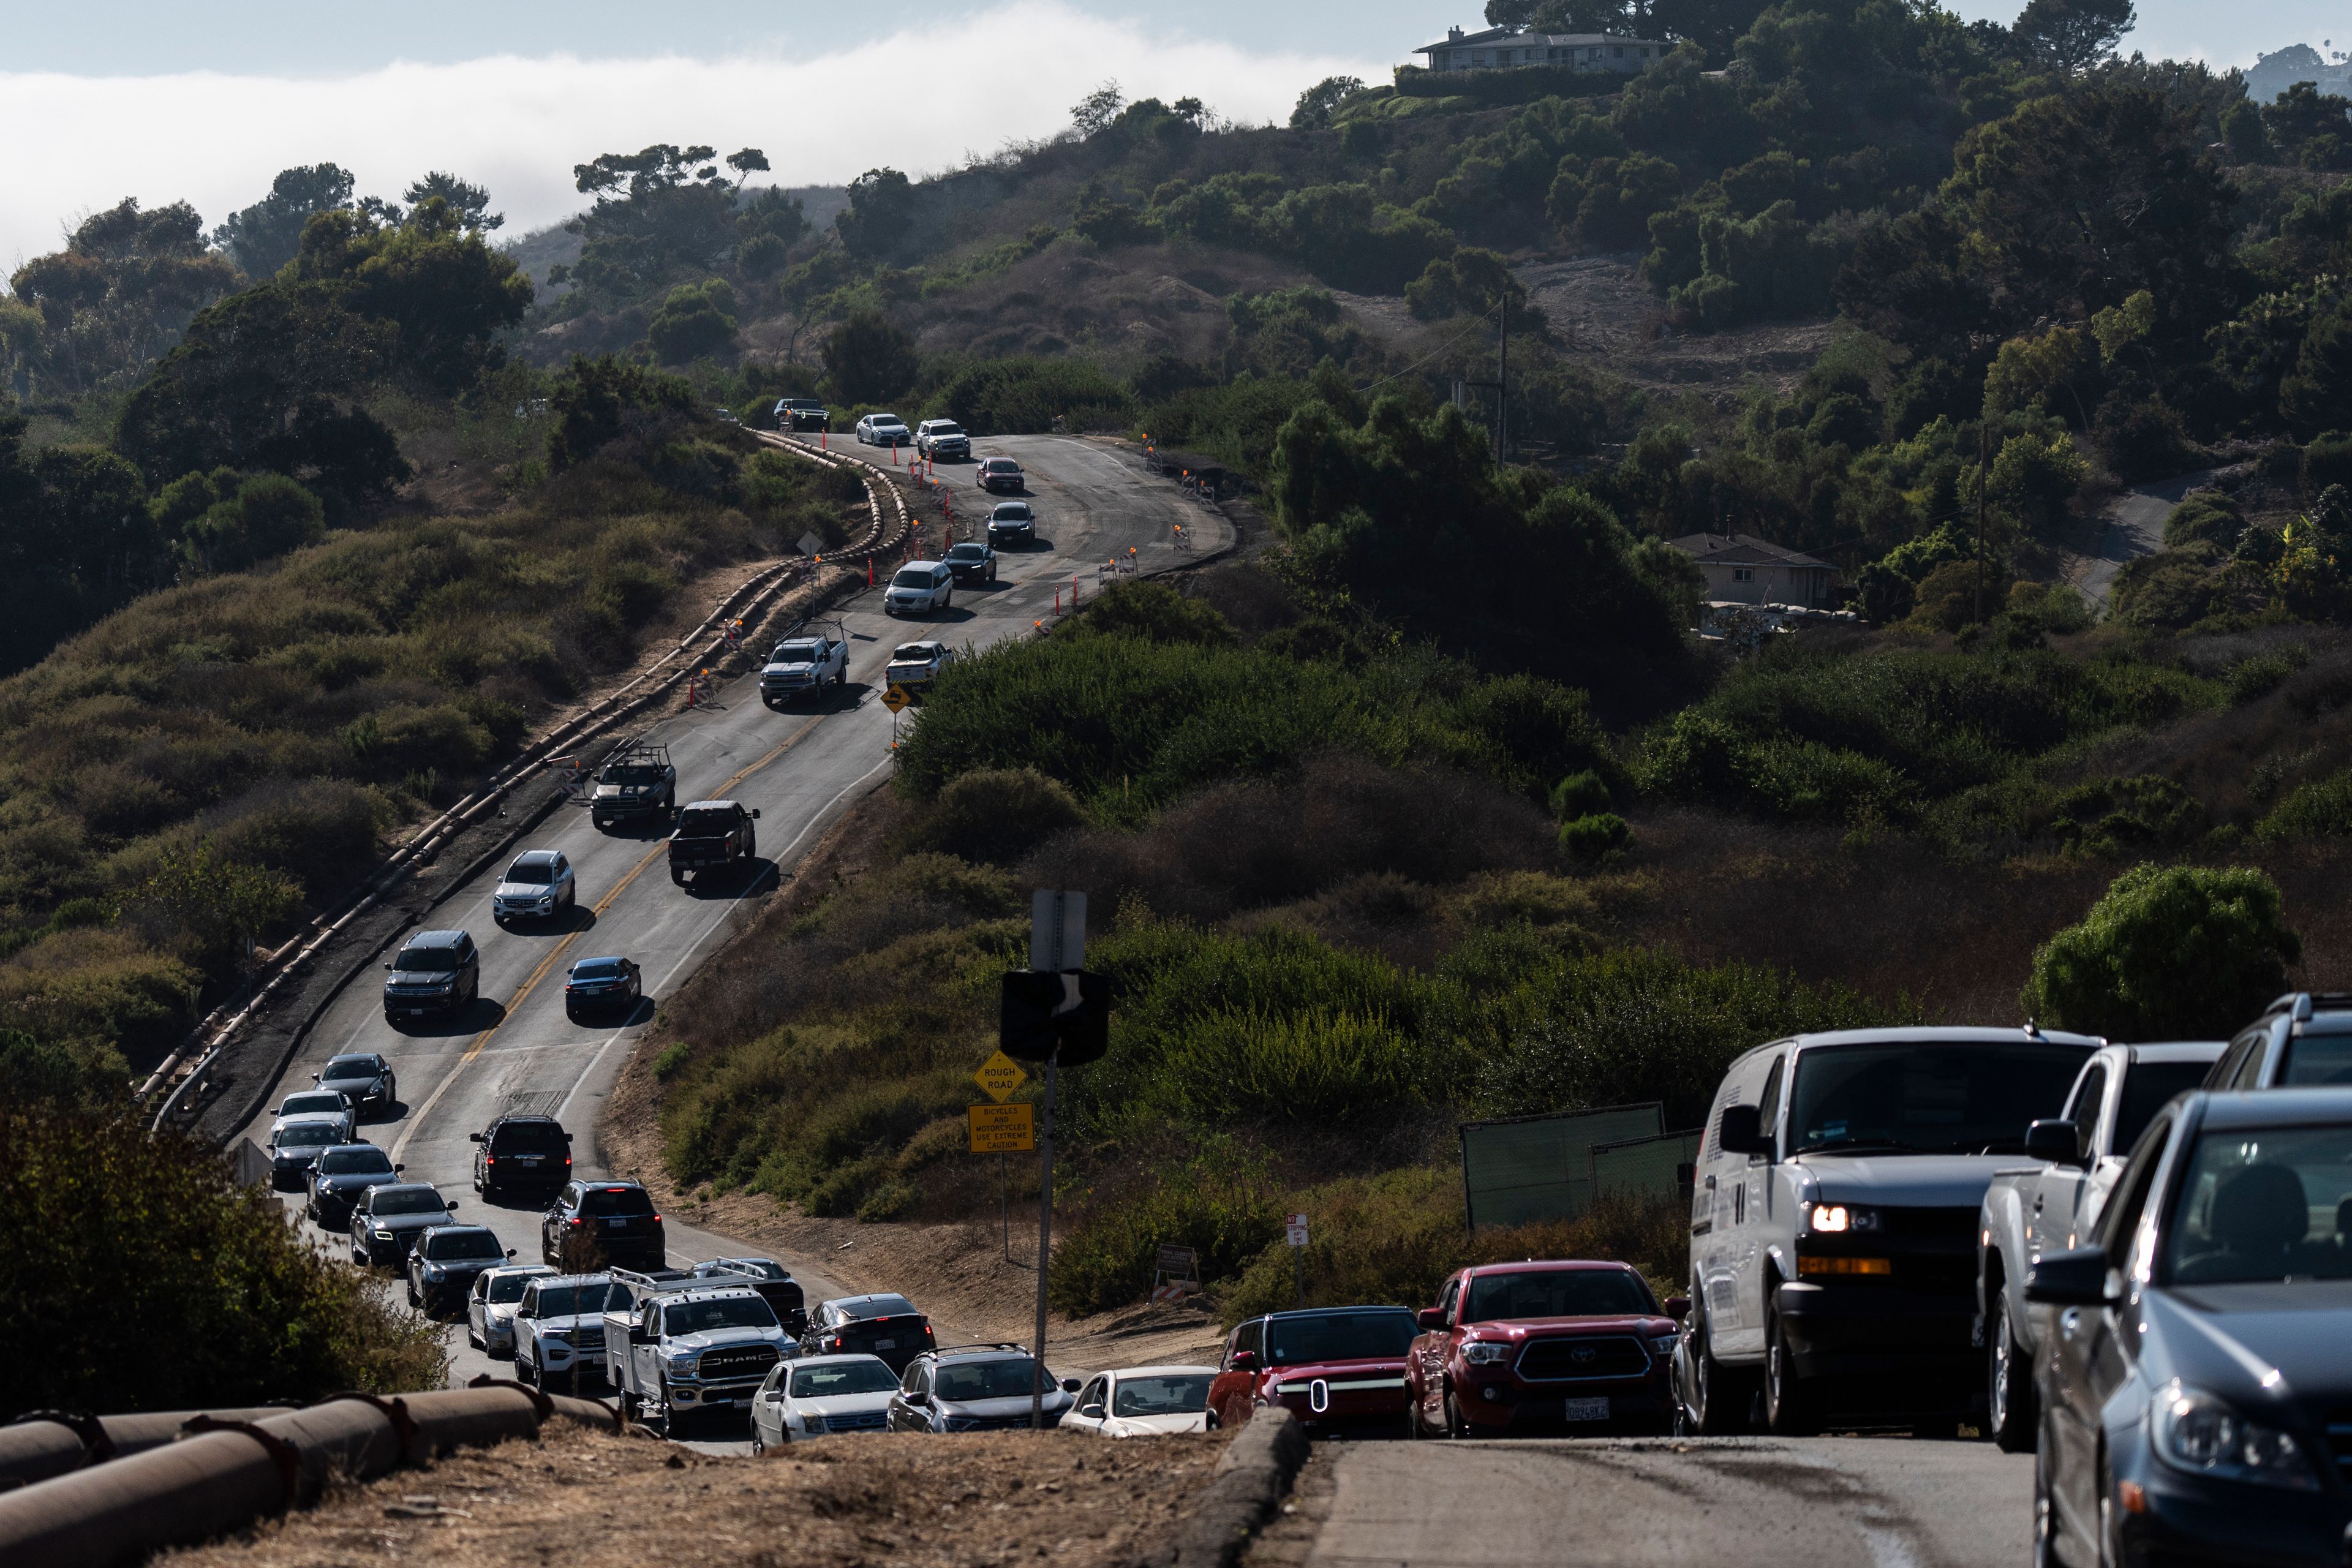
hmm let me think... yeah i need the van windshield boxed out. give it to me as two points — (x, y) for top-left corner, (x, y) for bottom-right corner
(1788, 1041), (2091, 1156)
(891, 569), (935, 589)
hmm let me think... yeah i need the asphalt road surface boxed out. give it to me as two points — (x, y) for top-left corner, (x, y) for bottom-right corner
(237, 436), (1224, 1450)
(1297, 1437), (2029, 1568)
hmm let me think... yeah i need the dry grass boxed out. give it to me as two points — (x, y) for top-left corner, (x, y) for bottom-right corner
(159, 1420), (1231, 1568)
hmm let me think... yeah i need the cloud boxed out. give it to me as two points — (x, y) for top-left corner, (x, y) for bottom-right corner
(0, 0), (1385, 271)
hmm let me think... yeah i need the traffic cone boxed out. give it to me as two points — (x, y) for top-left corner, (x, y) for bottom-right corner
(867, 557), (874, 586)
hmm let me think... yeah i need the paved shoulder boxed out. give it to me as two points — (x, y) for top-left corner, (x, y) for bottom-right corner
(1303, 1438), (2029, 1568)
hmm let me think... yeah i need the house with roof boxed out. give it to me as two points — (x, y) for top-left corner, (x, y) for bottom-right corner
(1668, 532), (1836, 609)
(1413, 24), (1670, 75)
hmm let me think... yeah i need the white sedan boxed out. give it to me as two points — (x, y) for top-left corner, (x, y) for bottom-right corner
(467, 1263), (557, 1357)
(749, 1354), (901, 1452)
(1060, 1365), (1219, 1438)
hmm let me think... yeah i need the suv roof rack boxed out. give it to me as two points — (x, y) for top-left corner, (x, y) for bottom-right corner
(2266, 992), (2352, 1022)
(933, 1341), (1030, 1357)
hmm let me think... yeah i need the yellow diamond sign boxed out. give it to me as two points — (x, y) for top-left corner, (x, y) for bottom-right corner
(973, 1049), (1028, 1102)
(881, 683), (912, 714)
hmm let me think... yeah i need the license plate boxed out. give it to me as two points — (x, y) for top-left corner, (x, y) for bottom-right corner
(874, 1338), (895, 1349)
(1564, 1396), (1610, 1422)
(409, 1009), (427, 1017)
(608, 1218), (627, 1229)
(518, 1157), (540, 1166)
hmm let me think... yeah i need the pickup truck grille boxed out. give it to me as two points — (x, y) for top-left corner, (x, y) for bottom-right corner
(1516, 1335), (1650, 1381)
(698, 1346), (781, 1381)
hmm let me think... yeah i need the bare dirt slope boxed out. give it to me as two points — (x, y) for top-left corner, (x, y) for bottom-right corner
(160, 1421), (1231, 1568)
(1515, 255), (1838, 402)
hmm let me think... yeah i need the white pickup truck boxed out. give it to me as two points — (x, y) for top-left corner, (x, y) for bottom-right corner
(759, 624), (849, 708)
(1973, 1039), (2221, 1450)
(603, 1267), (795, 1434)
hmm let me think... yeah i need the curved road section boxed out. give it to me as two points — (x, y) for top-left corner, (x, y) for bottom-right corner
(236, 436), (1223, 1395)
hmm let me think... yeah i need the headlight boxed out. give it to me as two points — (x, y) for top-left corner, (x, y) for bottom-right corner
(1807, 1203), (1880, 1234)
(1648, 1332), (1680, 1361)
(424, 1264), (445, 1278)
(374, 1229), (394, 1240)
(2152, 1382), (2315, 1489)
(797, 1413), (825, 1434)
(944, 1415), (982, 1431)
(1463, 1341), (1512, 1365)
(667, 1352), (699, 1376)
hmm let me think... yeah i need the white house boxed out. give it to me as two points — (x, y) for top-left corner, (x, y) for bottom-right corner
(1413, 24), (1670, 75)
(1668, 532), (1836, 609)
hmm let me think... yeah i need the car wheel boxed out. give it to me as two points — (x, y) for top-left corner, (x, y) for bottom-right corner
(1404, 1388), (1425, 1440)
(469, 1322), (482, 1349)
(2031, 1417), (2062, 1568)
(750, 1430), (765, 1458)
(2095, 1448), (2124, 1568)
(1989, 1305), (2037, 1453)
(655, 1377), (673, 1435)
(1443, 1387), (1476, 1440)
(406, 1278), (420, 1308)
(1691, 1315), (1748, 1436)
(518, 1357), (537, 1388)
(1763, 1300), (1817, 1436)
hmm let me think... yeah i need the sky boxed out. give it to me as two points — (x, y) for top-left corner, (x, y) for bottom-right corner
(0, 0), (2341, 271)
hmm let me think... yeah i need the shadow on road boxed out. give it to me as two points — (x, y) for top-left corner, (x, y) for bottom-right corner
(387, 997), (507, 1038)
(674, 858), (778, 900)
(497, 903), (599, 936)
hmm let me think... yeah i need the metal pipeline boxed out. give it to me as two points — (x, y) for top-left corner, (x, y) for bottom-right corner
(0, 1408), (288, 1491)
(0, 1385), (616, 1568)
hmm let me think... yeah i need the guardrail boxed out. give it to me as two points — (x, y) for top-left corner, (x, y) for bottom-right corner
(138, 439), (914, 1131)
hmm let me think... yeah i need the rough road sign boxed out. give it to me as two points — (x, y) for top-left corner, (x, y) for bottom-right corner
(881, 683), (913, 713)
(968, 1102), (1036, 1153)
(974, 1050), (1028, 1102)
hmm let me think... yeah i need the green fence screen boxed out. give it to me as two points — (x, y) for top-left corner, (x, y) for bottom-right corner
(1458, 1102), (1664, 1230)
(1589, 1129), (1705, 1205)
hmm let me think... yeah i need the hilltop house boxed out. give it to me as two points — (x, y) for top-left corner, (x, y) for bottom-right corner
(1668, 532), (1835, 608)
(1413, 24), (1670, 74)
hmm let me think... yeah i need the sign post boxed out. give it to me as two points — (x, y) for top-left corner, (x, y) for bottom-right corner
(973, 1049), (1030, 1261)
(1286, 1212), (1310, 1308)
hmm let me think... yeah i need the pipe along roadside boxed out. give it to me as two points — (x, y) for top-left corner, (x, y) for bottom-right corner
(0, 1381), (616, 1567)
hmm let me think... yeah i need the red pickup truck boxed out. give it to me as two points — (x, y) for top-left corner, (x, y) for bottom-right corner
(1404, 1260), (1686, 1438)
(1206, 1305), (1419, 1436)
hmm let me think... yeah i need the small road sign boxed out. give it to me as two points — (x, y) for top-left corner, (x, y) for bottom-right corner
(968, 1102), (1035, 1153)
(1286, 1212), (1310, 1247)
(974, 1050), (1028, 1102)
(797, 530), (825, 557)
(880, 683), (913, 713)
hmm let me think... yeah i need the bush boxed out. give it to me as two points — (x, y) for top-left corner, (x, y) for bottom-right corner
(1559, 812), (1630, 861)
(1049, 1140), (1284, 1316)
(2304, 432), (2352, 495)
(2019, 864), (2301, 1040)
(646, 281), (739, 364)
(2257, 767), (2352, 839)
(2096, 396), (2199, 482)
(1550, 769), (1613, 820)
(177, 473), (326, 574)
(900, 766), (1088, 865)
(2163, 494), (2244, 550)
(2, 1107), (446, 1417)
(929, 356), (1132, 435)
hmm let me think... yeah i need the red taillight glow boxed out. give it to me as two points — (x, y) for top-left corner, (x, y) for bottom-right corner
(568, 1218), (584, 1227)
(486, 1156), (496, 1164)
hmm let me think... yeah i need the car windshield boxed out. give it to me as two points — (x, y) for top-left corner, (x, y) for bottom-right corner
(774, 641), (820, 662)
(709, 1259), (788, 1281)
(1265, 1310), (1419, 1366)
(2165, 1123), (2352, 1284)
(948, 545), (987, 561)
(873, 415), (902, 427)
(2278, 1032), (2352, 1086)
(503, 860), (555, 884)
(994, 505), (1031, 519)
(890, 569), (934, 589)
(928, 423), (963, 436)
(936, 1358), (1039, 1401)
(319, 1148), (392, 1175)
(371, 1189), (447, 1216)
(1787, 1041), (2090, 1156)
(792, 1361), (900, 1397)
(323, 1057), (380, 1079)
(489, 1273), (540, 1304)
(572, 959), (624, 979)
(582, 1186), (656, 1216)
(281, 1093), (344, 1115)
(677, 809), (737, 836)
(1113, 1374), (1213, 1417)
(492, 1121), (567, 1150)
(529, 1283), (618, 1317)
(275, 1123), (337, 1147)
(393, 948), (459, 973)
(665, 1298), (778, 1335)
(1461, 1269), (1654, 1323)
(2116, 1062), (2217, 1150)
(424, 1230), (503, 1261)
(605, 764), (663, 784)
(842, 1295), (916, 1320)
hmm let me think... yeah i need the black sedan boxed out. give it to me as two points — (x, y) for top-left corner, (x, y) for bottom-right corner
(349, 1181), (460, 1267)
(406, 1223), (516, 1314)
(564, 955), (642, 1020)
(315, 1052), (397, 1118)
(2030, 1087), (2352, 1568)
(306, 1142), (402, 1227)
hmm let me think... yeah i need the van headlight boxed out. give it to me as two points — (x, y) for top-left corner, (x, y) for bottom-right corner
(1806, 1203), (1880, 1234)
(2152, 1382), (2316, 1489)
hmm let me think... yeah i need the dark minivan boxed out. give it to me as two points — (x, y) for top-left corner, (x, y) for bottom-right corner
(472, 1114), (573, 1204)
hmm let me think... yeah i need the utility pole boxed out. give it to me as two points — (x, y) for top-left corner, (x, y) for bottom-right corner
(1974, 421), (1990, 625)
(1496, 297), (1509, 467)
(1030, 1050), (1057, 1430)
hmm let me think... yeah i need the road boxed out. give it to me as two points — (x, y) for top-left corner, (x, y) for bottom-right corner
(235, 435), (1225, 1447)
(1291, 1437), (2029, 1568)
(2078, 469), (2212, 608)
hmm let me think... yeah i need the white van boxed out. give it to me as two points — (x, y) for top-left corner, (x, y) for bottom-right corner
(884, 560), (953, 617)
(1676, 1026), (2097, 1435)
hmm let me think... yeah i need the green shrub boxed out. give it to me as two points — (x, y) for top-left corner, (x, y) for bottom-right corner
(1048, 1139), (1283, 1317)
(928, 356), (1132, 435)
(2163, 494), (2244, 550)
(2020, 864), (2301, 1039)
(647, 281), (739, 364)
(899, 767), (1088, 865)
(2257, 767), (2352, 839)
(2304, 432), (2352, 495)
(1559, 812), (1630, 860)
(652, 1042), (691, 1080)
(1550, 769), (1613, 820)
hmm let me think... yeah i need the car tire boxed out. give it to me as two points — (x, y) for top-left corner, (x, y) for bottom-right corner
(2095, 1447), (2124, 1568)
(2031, 1415), (2062, 1568)
(1989, 1304), (2037, 1453)
(750, 1430), (764, 1458)
(1691, 1315), (1749, 1436)
(406, 1278), (420, 1308)
(1762, 1300), (1817, 1436)
(1404, 1389), (1425, 1440)
(1443, 1387), (1477, 1440)
(469, 1322), (482, 1350)
(518, 1356), (537, 1388)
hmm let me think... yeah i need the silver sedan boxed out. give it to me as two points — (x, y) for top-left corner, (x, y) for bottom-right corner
(749, 1354), (901, 1453)
(467, 1263), (558, 1357)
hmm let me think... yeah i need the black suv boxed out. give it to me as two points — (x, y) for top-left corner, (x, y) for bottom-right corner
(383, 929), (480, 1022)
(407, 1223), (515, 1314)
(887, 1344), (1080, 1433)
(472, 1114), (573, 1204)
(2207, 992), (2352, 1091)
(774, 398), (829, 432)
(543, 1179), (665, 1270)
(801, 1294), (935, 1374)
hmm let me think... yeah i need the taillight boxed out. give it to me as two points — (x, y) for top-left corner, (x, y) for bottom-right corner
(924, 1325), (936, 1341)
(568, 1218), (584, 1227)
(651, 1213), (661, 1224)
(486, 1156), (497, 1164)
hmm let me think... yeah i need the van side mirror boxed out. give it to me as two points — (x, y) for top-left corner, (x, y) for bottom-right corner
(2026, 1247), (2118, 1306)
(1665, 1296), (1691, 1322)
(2025, 1120), (2088, 1167)
(506, 1247), (517, 1257)
(1415, 1308), (1444, 1330)
(1719, 1104), (1772, 1156)
(564, 1132), (574, 1142)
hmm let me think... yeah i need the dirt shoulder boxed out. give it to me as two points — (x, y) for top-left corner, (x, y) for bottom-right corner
(159, 1420), (1232, 1568)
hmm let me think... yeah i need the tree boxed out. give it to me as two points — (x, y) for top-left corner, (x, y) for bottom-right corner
(823, 310), (920, 405)
(175, 472), (327, 575)
(2011, 0), (2136, 75)
(0, 414), (167, 672)
(212, 164), (358, 279)
(565, 145), (738, 304)
(2021, 864), (2300, 1039)
(401, 172), (502, 232)
(290, 198), (533, 392)
(544, 355), (696, 470)
(725, 148), (771, 194)
(834, 168), (917, 261)
(647, 280), (739, 363)
(2280, 298), (2352, 435)
(1071, 81), (1126, 138)
(1404, 248), (1529, 321)
(1291, 77), (1366, 132)
(6, 198), (238, 398)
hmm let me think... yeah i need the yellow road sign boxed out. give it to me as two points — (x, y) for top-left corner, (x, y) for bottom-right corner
(968, 1102), (1035, 1153)
(973, 1050), (1028, 1102)
(881, 683), (912, 713)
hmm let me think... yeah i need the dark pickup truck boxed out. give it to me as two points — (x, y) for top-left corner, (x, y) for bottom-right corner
(668, 800), (760, 885)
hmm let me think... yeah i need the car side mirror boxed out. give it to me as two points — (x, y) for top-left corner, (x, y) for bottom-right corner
(1415, 1308), (1444, 1330)
(310, 1072), (322, 1082)
(905, 1391), (929, 1406)
(382, 964), (391, 972)
(1666, 1296), (1691, 1322)
(393, 1163), (405, 1173)
(2025, 1246), (2119, 1306)
(1229, 1351), (1259, 1373)
(469, 1133), (484, 1143)
(564, 1133), (574, 1142)
(1061, 1378), (1082, 1393)
(2025, 1119), (2089, 1167)
(1718, 1104), (1772, 1156)
(751, 809), (761, 819)
(447, 1200), (460, 1211)
(505, 1247), (517, 1257)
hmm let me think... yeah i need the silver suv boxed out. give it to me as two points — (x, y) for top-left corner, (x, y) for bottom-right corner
(2207, 992), (2352, 1090)
(492, 849), (575, 923)
(886, 1344), (1080, 1432)
(915, 420), (970, 460)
